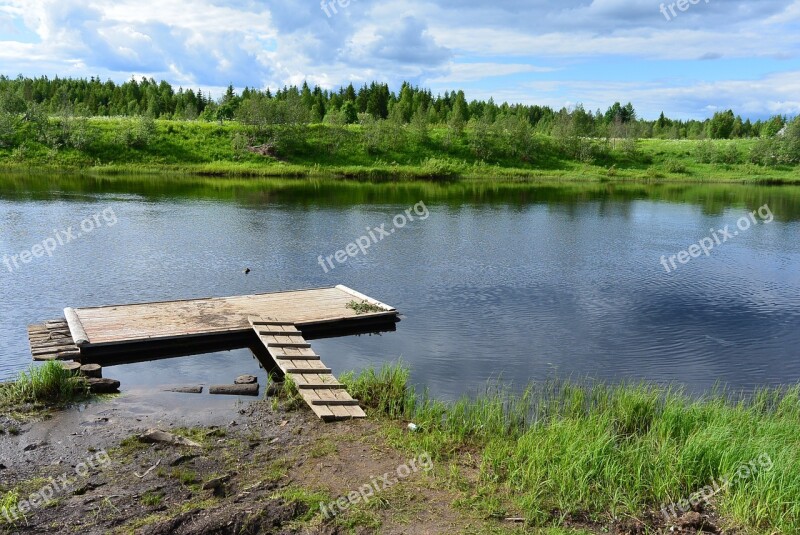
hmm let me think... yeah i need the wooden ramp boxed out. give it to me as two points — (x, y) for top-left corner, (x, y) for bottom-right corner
(249, 316), (366, 421)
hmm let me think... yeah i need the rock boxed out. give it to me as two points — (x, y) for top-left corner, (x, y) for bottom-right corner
(163, 386), (203, 394)
(676, 512), (702, 528)
(80, 364), (102, 378)
(234, 375), (258, 385)
(266, 382), (283, 397)
(139, 429), (202, 448)
(87, 378), (120, 394)
(202, 473), (233, 491)
(0, 463), (6, 470)
(23, 443), (41, 451)
(60, 361), (82, 374)
(169, 453), (200, 466)
(209, 384), (259, 396)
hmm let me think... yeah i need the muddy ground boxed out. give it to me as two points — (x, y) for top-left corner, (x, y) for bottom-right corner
(0, 389), (492, 535)
(0, 391), (728, 535)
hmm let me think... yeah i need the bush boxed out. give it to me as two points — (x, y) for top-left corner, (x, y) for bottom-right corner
(420, 157), (462, 179)
(716, 143), (740, 164)
(66, 116), (95, 150)
(695, 139), (716, 163)
(663, 158), (688, 173)
(749, 138), (777, 166)
(0, 110), (17, 148)
(115, 116), (156, 148)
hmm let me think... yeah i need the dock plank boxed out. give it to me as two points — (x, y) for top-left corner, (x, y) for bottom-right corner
(27, 319), (81, 363)
(72, 286), (395, 347)
(249, 315), (365, 421)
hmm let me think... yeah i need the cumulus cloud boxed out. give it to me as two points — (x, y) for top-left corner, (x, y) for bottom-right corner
(0, 0), (798, 118)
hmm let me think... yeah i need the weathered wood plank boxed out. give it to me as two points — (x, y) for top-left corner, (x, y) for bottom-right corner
(70, 286), (396, 346)
(272, 354), (321, 361)
(285, 367), (332, 374)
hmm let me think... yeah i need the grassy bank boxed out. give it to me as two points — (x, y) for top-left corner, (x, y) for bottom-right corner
(1, 117), (799, 183)
(2, 362), (797, 533)
(0, 361), (89, 412)
(340, 363), (800, 533)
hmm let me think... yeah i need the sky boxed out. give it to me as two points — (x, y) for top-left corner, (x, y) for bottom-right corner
(0, 0), (799, 120)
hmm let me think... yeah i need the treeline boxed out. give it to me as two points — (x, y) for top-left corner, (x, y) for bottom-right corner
(0, 74), (798, 170)
(0, 75), (794, 141)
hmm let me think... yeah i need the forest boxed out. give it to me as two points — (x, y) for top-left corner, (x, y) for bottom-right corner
(0, 74), (791, 140)
(0, 74), (798, 178)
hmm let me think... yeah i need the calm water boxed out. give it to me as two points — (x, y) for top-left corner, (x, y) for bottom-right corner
(1, 176), (799, 399)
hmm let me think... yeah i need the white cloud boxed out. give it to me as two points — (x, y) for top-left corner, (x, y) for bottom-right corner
(0, 0), (798, 118)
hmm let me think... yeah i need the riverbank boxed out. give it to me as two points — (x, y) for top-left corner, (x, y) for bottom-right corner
(1, 118), (799, 183)
(2, 363), (797, 534)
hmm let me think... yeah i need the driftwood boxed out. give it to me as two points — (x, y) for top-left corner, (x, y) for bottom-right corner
(209, 384), (259, 396)
(163, 386), (204, 394)
(139, 429), (202, 448)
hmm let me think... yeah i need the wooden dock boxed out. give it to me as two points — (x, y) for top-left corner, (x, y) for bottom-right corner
(249, 317), (366, 421)
(27, 319), (81, 362)
(27, 285), (398, 421)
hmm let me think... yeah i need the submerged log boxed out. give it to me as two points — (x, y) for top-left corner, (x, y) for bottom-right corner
(80, 364), (102, 378)
(87, 378), (120, 394)
(234, 375), (258, 385)
(209, 384), (259, 396)
(164, 386), (204, 394)
(60, 362), (82, 374)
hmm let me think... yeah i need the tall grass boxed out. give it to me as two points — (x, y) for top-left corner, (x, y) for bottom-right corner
(0, 361), (89, 407)
(344, 362), (800, 532)
(0, 489), (21, 525)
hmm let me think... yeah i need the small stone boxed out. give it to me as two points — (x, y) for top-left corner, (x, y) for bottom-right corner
(202, 473), (232, 491)
(23, 443), (40, 451)
(676, 512), (702, 528)
(0, 463), (7, 469)
(234, 375), (258, 385)
(80, 364), (102, 378)
(169, 453), (200, 466)
(266, 382), (283, 397)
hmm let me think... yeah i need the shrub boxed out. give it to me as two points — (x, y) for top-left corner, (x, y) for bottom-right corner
(115, 116), (156, 148)
(695, 139), (716, 163)
(663, 158), (688, 173)
(420, 157), (462, 179)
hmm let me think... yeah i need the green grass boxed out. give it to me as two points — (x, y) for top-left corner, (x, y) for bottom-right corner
(340, 362), (411, 419)
(140, 490), (164, 507)
(1, 118), (799, 183)
(345, 300), (386, 315)
(0, 489), (21, 524)
(343, 362), (800, 533)
(0, 361), (89, 407)
(170, 468), (200, 487)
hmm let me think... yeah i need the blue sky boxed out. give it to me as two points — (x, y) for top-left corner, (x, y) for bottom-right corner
(0, 0), (799, 119)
